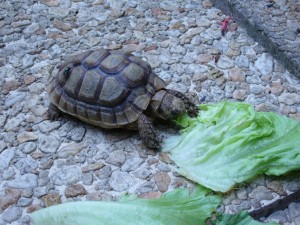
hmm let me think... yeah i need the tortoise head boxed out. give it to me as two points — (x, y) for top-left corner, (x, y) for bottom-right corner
(150, 90), (185, 120)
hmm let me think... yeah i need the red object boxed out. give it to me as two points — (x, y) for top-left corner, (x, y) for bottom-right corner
(221, 17), (232, 36)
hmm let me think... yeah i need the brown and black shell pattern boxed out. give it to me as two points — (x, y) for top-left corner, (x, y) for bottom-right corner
(47, 49), (166, 128)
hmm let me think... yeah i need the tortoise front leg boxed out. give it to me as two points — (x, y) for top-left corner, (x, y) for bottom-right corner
(166, 89), (199, 117)
(137, 113), (160, 150)
(47, 103), (62, 120)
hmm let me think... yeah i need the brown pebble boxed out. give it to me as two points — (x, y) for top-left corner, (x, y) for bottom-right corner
(154, 172), (171, 192)
(139, 192), (162, 199)
(65, 184), (87, 198)
(42, 193), (61, 207)
(27, 204), (42, 213)
(24, 75), (36, 85)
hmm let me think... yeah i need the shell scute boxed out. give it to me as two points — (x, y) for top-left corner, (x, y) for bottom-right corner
(83, 49), (108, 68)
(79, 69), (103, 101)
(123, 63), (145, 87)
(100, 54), (128, 73)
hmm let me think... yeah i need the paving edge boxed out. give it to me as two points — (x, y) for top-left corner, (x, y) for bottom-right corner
(211, 0), (300, 78)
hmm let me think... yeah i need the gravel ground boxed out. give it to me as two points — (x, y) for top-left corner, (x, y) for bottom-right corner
(211, 0), (300, 78)
(0, 0), (300, 224)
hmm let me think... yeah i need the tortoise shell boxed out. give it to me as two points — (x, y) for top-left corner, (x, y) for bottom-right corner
(47, 49), (166, 128)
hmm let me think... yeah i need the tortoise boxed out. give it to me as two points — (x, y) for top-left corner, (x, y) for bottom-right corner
(47, 49), (198, 150)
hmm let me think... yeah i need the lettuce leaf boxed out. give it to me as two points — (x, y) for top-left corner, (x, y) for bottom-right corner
(163, 101), (300, 192)
(31, 186), (221, 225)
(213, 211), (279, 225)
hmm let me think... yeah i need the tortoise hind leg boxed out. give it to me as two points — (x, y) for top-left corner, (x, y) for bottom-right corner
(137, 113), (161, 150)
(166, 89), (199, 117)
(47, 103), (62, 120)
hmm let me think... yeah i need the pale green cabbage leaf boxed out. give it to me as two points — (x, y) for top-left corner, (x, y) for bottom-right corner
(163, 101), (300, 192)
(213, 211), (279, 225)
(31, 186), (221, 225)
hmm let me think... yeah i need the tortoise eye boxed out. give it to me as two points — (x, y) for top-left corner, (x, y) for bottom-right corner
(64, 67), (71, 79)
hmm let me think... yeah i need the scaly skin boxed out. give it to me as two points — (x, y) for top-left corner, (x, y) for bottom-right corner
(137, 113), (161, 150)
(47, 103), (61, 120)
(166, 89), (199, 117)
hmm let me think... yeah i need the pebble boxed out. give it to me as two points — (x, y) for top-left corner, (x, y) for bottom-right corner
(65, 184), (87, 198)
(82, 162), (105, 173)
(4, 91), (26, 108)
(254, 53), (274, 75)
(42, 193), (61, 207)
(109, 171), (135, 192)
(19, 142), (37, 154)
(0, 0), (300, 224)
(0, 148), (15, 172)
(267, 210), (289, 224)
(17, 132), (39, 143)
(249, 186), (274, 201)
(4, 114), (25, 131)
(154, 172), (171, 192)
(7, 174), (38, 189)
(16, 197), (33, 207)
(132, 168), (152, 180)
(38, 134), (60, 153)
(50, 166), (82, 186)
(2, 207), (23, 223)
(38, 121), (61, 133)
(0, 189), (21, 210)
(106, 150), (126, 166)
(121, 156), (145, 172)
(278, 93), (300, 105)
(216, 55), (235, 69)
(57, 141), (87, 158)
(15, 157), (39, 175)
(228, 68), (246, 82)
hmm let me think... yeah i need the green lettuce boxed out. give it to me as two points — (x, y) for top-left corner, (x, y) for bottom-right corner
(31, 187), (221, 225)
(163, 101), (300, 192)
(213, 211), (279, 225)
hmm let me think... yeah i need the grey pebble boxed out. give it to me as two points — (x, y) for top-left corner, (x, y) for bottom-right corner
(82, 172), (94, 185)
(50, 166), (82, 186)
(2, 207), (23, 223)
(2, 167), (15, 180)
(288, 202), (300, 219)
(34, 186), (48, 198)
(96, 179), (110, 191)
(266, 210), (288, 224)
(7, 174), (38, 189)
(19, 142), (37, 154)
(157, 162), (171, 172)
(254, 53), (274, 75)
(0, 141), (6, 152)
(249, 186), (274, 201)
(132, 168), (152, 180)
(95, 165), (112, 179)
(216, 55), (235, 69)
(38, 134), (60, 153)
(15, 157), (39, 175)
(121, 155), (144, 172)
(57, 141), (87, 158)
(136, 181), (157, 194)
(4, 91), (26, 108)
(67, 126), (86, 142)
(109, 171), (135, 192)
(0, 148), (15, 172)
(39, 121), (61, 133)
(106, 150), (126, 166)
(16, 197), (33, 207)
